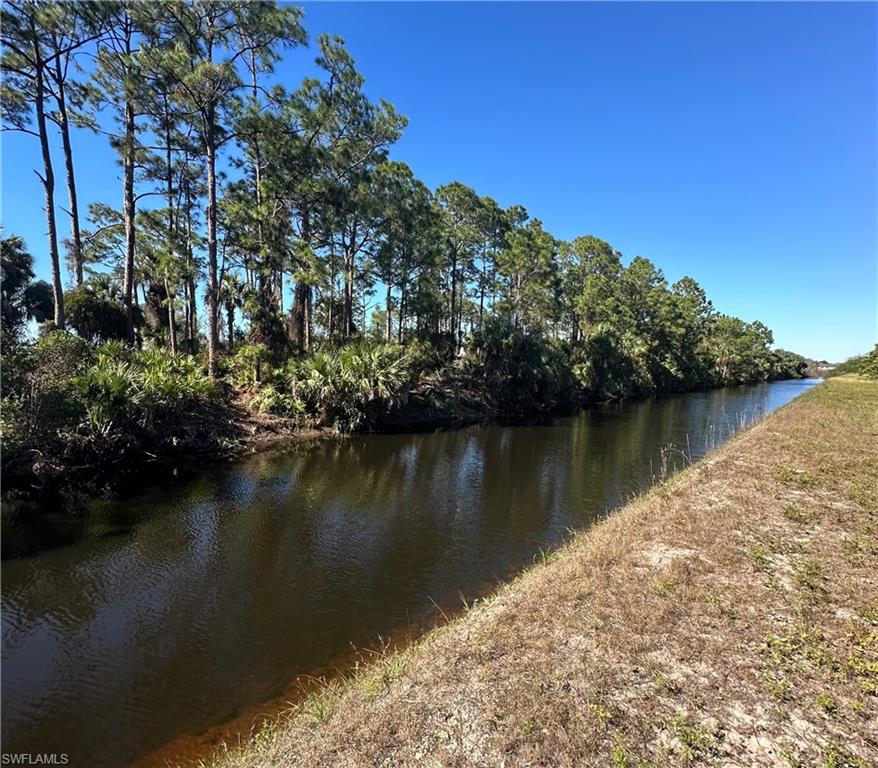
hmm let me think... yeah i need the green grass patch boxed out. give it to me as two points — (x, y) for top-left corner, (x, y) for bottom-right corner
(815, 692), (838, 716)
(822, 740), (870, 768)
(792, 558), (828, 600)
(773, 467), (815, 486)
(747, 546), (771, 572)
(782, 502), (812, 524)
(669, 714), (717, 760)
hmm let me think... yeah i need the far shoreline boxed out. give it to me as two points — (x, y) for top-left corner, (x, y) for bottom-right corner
(1, 376), (814, 509)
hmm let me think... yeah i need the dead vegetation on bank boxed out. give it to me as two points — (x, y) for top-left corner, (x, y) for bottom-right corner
(202, 377), (878, 768)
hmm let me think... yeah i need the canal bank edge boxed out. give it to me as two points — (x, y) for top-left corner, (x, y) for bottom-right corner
(2, 377), (814, 505)
(204, 377), (877, 768)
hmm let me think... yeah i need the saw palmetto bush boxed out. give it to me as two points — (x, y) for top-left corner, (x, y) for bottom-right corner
(287, 342), (412, 432)
(2, 331), (217, 469)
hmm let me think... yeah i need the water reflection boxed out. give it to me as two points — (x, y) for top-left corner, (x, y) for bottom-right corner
(1, 379), (816, 767)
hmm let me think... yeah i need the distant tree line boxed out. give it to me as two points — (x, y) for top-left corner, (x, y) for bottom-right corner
(827, 346), (878, 379)
(1, 0), (809, 482)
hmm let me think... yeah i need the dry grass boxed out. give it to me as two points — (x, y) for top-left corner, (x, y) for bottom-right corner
(202, 377), (878, 768)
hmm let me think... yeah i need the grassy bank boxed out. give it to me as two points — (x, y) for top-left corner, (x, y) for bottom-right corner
(203, 376), (877, 768)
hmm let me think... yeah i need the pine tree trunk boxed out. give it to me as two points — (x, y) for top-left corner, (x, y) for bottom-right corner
(343, 245), (355, 339)
(479, 261), (486, 331)
(33, 49), (64, 328)
(449, 249), (457, 344)
(291, 281), (307, 350)
(53, 57), (83, 287)
(204, 23), (220, 376)
(122, 98), (136, 344)
(398, 277), (407, 344)
(327, 243), (336, 338)
(164, 102), (177, 355)
(290, 207), (312, 352)
(206, 130), (219, 377)
(183, 281), (190, 345)
(184, 178), (197, 351)
(385, 284), (392, 342)
(250, 61), (269, 323)
(165, 275), (177, 355)
(305, 287), (312, 351)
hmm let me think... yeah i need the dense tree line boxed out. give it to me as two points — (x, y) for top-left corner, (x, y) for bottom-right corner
(1, 1), (807, 482)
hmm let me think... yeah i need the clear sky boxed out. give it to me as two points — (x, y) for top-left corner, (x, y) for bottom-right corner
(2, 1), (876, 361)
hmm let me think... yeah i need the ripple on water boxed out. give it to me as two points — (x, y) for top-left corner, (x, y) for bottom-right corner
(1, 379), (819, 768)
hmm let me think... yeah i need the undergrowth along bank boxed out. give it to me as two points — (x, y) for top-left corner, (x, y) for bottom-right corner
(1, 322), (812, 495)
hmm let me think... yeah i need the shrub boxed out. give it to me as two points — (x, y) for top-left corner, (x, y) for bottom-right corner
(71, 356), (141, 439)
(290, 342), (411, 431)
(2, 331), (93, 440)
(1, 335), (216, 474)
(250, 384), (306, 419)
(465, 318), (575, 415)
(134, 348), (215, 414)
(769, 348), (808, 380)
(67, 348), (214, 441)
(29, 330), (94, 387)
(226, 343), (271, 386)
(1, 333), (87, 474)
(405, 336), (454, 375)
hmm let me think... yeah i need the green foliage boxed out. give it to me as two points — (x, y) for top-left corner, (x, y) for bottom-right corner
(561, 255), (797, 399)
(404, 336), (452, 376)
(828, 346), (878, 379)
(26, 330), (94, 390)
(127, 348), (215, 414)
(1, 233), (52, 345)
(573, 324), (653, 399)
(496, 218), (561, 331)
(466, 318), (574, 416)
(285, 342), (411, 432)
(81, 345), (214, 429)
(669, 714), (717, 760)
(701, 315), (775, 385)
(226, 343), (271, 387)
(71, 356), (141, 440)
(250, 384), (306, 420)
(65, 280), (134, 343)
(770, 348), (809, 380)
(1, 333), (214, 473)
(1, 331), (93, 467)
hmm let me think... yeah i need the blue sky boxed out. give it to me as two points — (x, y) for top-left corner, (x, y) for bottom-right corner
(2, 2), (875, 361)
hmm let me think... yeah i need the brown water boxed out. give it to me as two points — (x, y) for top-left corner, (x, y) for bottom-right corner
(1, 379), (817, 768)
